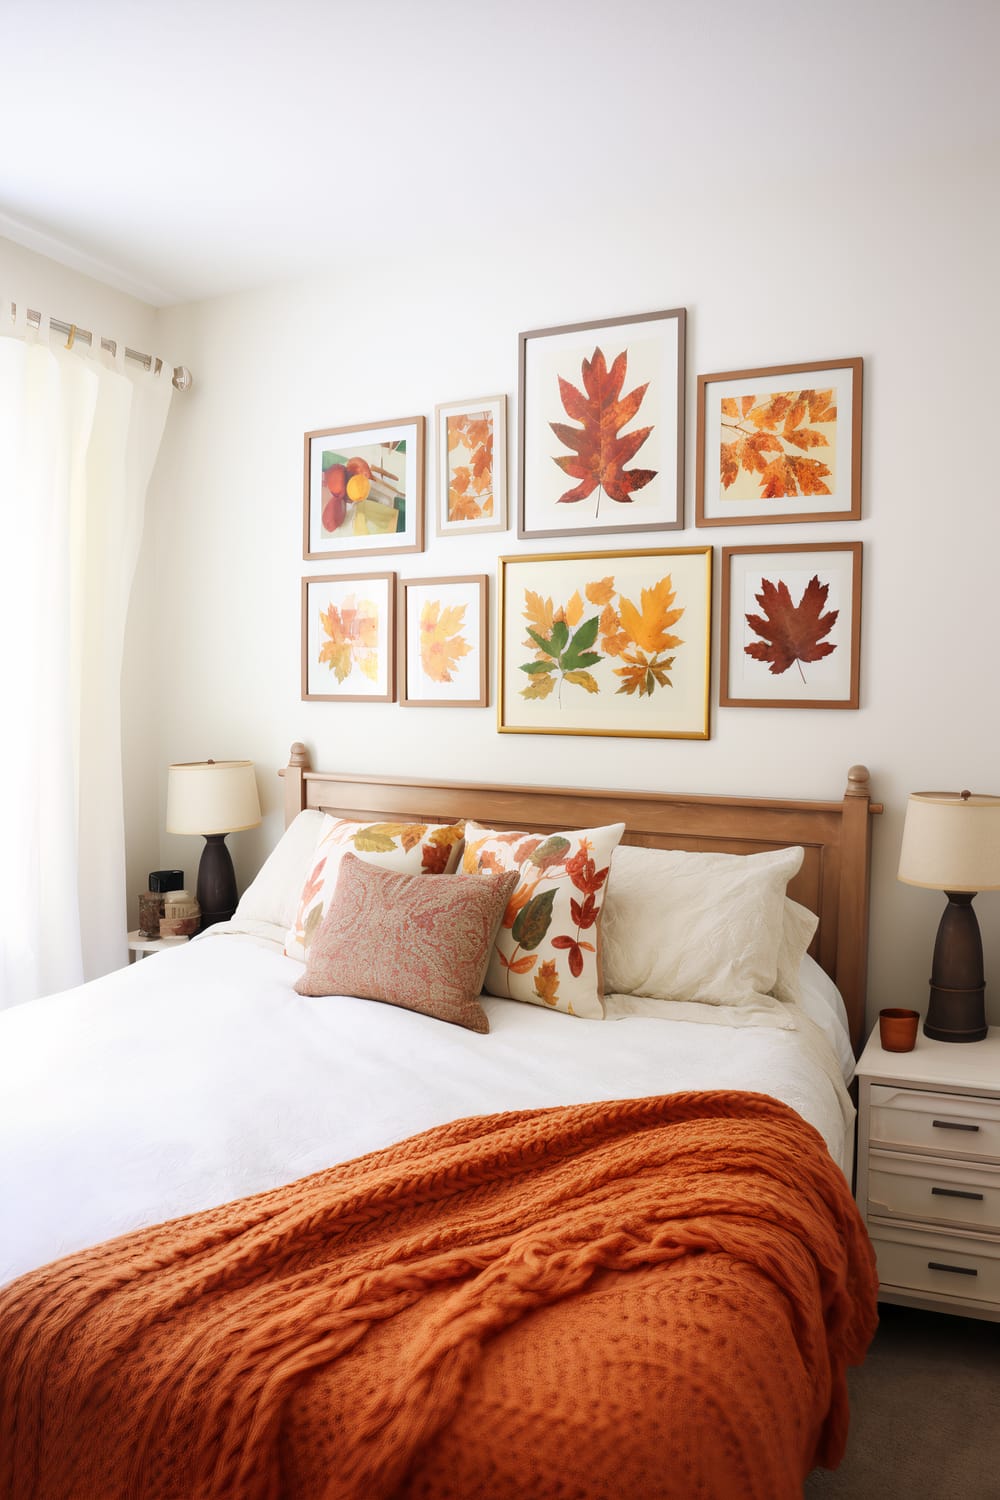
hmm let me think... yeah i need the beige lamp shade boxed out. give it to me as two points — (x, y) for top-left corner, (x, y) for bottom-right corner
(897, 791), (1000, 892)
(165, 760), (262, 836)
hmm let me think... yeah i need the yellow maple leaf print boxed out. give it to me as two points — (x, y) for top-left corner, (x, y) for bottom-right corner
(618, 574), (684, 655)
(420, 599), (472, 683)
(318, 593), (379, 683)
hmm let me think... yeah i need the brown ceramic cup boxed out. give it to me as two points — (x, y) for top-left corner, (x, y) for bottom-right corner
(879, 1007), (920, 1052)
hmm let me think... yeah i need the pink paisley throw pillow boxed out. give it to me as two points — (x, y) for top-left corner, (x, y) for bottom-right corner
(293, 854), (518, 1033)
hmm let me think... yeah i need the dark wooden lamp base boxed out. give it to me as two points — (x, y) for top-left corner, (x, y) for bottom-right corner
(923, 891), (989, 1043)
(196, 833), (238, 929)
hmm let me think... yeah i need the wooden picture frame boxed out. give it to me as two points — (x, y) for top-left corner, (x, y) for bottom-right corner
(301, 572), (396, 702)
(720, 542), (862, 709)
(303, 416), (424, 559)
(696, 357), (862, 527)
(518, 308), (686, 539)
(499, 547), (711, 740)
(398, 574), (489, 708)
(434, 396), (507, 536)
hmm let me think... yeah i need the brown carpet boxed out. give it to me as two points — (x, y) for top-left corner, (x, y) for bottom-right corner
(805, 1301), (1000, 1498)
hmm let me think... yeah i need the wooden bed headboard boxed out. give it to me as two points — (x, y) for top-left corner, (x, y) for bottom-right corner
(280, 743), (882, 1053)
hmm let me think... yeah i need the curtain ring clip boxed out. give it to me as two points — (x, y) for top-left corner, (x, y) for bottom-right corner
(64, 323), (77, 351)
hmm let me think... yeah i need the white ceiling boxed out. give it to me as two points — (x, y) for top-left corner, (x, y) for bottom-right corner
(1, 0), (997, 307)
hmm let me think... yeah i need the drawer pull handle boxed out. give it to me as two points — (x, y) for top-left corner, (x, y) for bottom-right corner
(927, 1261), (978, 1277)
(931, 1120), (980, 1132)
(931, 1187), (984, 1201)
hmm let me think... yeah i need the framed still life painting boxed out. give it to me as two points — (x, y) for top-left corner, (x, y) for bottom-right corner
(720, 542), (862, 709)
(696, 358), (862, 526)
(301, 572), (396, 702)
(499, 548), (711, 740)
(435, 396), (507, 535)
(398, 574), (488, 708)
(518, 308), (686, 539)
(303, 416), (424, 559)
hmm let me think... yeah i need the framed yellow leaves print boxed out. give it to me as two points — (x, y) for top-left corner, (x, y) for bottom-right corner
(695, 358), (862, 526)
(302, 572), (396, 702)
(518, 308), (686, 539)
(498, 549), (711, 739)
(435, 396), (507, 536)
(398, 575), (488, 708)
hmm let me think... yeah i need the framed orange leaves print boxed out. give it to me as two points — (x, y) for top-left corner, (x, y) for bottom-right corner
(499, 549), (711, 739)
(398, 575), (488, 708)
(302, 572), (396, 702)
(518, 308), (686, 539)
(720, 542), (862, 709)
(696, 358), (862, 526)
(435, 396), (507, 535)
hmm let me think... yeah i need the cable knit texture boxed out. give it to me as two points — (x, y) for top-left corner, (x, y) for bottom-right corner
(0, 1092), (877, 1500)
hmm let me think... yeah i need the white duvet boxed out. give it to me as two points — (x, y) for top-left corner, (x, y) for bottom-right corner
(0, 928), (854, 1288)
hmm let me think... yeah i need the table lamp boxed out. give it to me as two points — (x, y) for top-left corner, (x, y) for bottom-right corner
(897, 790), (1000, 1042)
(165, 759), (262, 928)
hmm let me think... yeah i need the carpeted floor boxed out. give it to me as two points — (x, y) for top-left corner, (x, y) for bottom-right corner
(804, 1301), (1000, 1498)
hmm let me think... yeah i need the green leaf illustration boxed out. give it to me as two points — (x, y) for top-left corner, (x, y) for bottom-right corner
(529, 835), (571, 869)
(520, 610), (605, 703)
(512, 888), (557, 950)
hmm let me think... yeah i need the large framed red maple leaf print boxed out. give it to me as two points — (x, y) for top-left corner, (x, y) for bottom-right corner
(696, 358), (862, 527)
(720, 543), (862, 709)
(301, 572), (396, 702)
(498, 548), (711, 740)
(517, 308), (686, 539)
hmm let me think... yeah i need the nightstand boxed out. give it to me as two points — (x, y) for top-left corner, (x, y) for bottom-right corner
(855, 1025), (1000, 1322)
(127, 930), (190, 961)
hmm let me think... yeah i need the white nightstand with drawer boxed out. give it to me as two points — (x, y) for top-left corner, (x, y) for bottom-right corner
(855, 1025), (1000, 1321)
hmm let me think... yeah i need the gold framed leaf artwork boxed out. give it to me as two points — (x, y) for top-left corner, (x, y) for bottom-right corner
(696, 358), (862, 526)
(720, 542), (862, 709)
(499, 548), (712, 739)
(303, 416), (424, 559)
(435, 396), (507, 536)
(302, 572), (396, 702)
(398, 574), (489, 708)
(518, 308), (686, 539)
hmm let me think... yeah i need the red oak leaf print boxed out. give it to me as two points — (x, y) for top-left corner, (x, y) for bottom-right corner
(550, 347), (656, 510)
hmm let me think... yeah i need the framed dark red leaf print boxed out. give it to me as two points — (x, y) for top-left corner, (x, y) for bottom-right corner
(720, 542), (862, 709)
(696, 358), (862, 527)
(518, 308), (686, 539)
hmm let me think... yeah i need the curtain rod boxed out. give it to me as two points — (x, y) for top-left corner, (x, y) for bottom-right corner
(18, 305), (192, 391)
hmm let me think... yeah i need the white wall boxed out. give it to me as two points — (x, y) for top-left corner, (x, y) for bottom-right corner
(136, 147), (1000, 1032)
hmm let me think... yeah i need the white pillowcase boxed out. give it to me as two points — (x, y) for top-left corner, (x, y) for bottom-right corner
(234, 810), (333, 931)
(601, 843), (804, 1008)
(774, 898), (820, 1004)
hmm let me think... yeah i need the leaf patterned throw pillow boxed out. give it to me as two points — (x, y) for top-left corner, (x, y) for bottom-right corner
(284, 817), (465, 961)
(461, 819), (625, 1019)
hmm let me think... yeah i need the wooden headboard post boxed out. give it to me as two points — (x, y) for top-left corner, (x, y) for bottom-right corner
(280, 744), (882, 1053)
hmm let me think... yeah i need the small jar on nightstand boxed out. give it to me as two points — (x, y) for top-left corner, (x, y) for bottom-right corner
(127, 930), (190, 962)
(854, 1023), (1000, 1322)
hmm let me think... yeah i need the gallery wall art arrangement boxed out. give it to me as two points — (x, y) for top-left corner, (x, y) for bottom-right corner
(298, 307), (864, 736)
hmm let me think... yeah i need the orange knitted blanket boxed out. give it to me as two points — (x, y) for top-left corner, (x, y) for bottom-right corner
(0, 1092), (876, 1500)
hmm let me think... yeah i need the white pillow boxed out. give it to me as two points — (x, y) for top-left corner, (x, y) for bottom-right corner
(235, 810), (333, 932)
(601, 843), (804, 1007)
(774, 898), (820, 1004)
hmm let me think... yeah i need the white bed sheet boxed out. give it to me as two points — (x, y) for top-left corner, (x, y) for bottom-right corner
(0, 930), (854, 1288)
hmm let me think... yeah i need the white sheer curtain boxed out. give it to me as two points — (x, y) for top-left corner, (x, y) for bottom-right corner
(0, 303), (174, 1007)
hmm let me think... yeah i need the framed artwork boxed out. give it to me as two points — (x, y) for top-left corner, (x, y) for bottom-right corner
(518, 307), (686, 539)
(720, 542), (862, 709)
(499, 548), (711, 740)
(696, 357), (862, 527)
(435, 396), (507, 535)
(398, 574), (488, 708)
(301, 572), (396, 702)
(303, 416), (424, 559)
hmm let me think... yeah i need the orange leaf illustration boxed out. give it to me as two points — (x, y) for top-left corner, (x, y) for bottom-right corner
(618, 574), (684, 655)
(549, 347), (657, 507)
(420, 599), (471, 683)
(318, 593), (379, 683)
(744, 575), (838, 680)
(720, 387), (834, 500)
(534, 959), (561, 1006)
